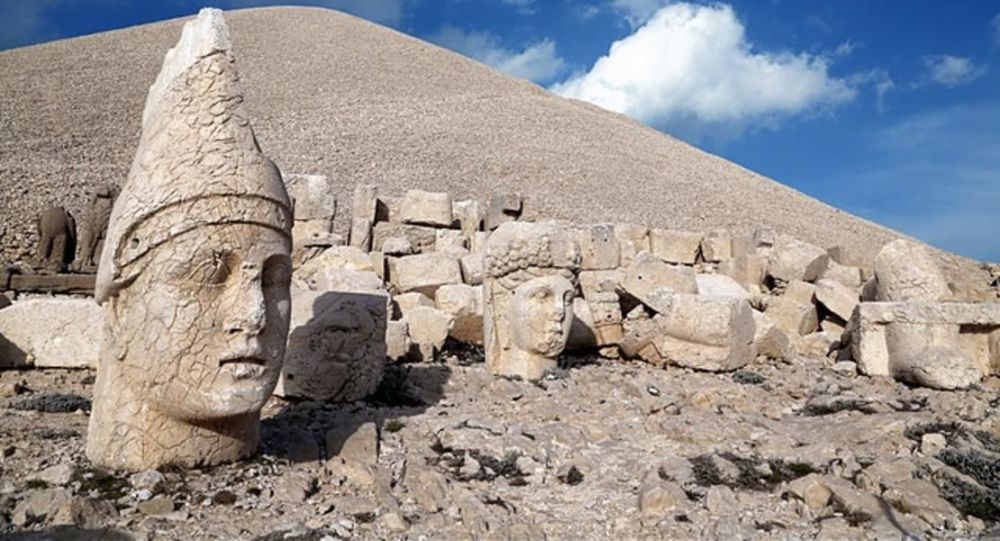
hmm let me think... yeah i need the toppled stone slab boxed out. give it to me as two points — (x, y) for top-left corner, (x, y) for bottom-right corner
(0, 298), (102, 368)
(815, 279), (859, 322)
(696, 274), (749, 299)
(622, 251), (697, 311)
(614, 223), (650, 267)
(390, 252), (463, 297)
(575, 224), (619, 270)
(372, 223), (437, 254)
(849, 301), (1000, 388)
(654, 293), (756, 372)
(768, 236), (828, 283)
(435, 284), (484, 345)
(766, 296), (818, 336)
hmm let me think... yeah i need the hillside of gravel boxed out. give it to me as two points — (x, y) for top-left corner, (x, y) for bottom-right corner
(0, 5), (928, 269)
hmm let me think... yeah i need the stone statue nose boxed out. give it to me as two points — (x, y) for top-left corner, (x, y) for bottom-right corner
(223, 283), (267, 336)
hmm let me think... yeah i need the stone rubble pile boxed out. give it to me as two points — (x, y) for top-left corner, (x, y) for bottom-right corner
(2, 183), (998, 398)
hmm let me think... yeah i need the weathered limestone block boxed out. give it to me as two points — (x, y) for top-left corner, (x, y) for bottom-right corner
(815, 279), (859, 322)
(349, 218), (373, 253)
(768, 236), (829, 283)
(88, 9), (294, 471)
(401, 190), (453, 227)
(579, 270), (624, 346)
(381, 236), (414, 256)
(874, 239), (950, 302)
(460, 253), (484, 286)
(407, 306), (455, 361)
(700, 230), (732, 263)
(470, 231), (489, 254)
(753, 229), (776, 255)
(784, 280), (817, 305)
(753, 311), (792, 360)
(393, 292), (435, 318)
(295, 246), (374, 290)
(568, 297), (599, 350)
(285, 174), (336, 222)
(349, 185), (377, 252)
(717, 255), (767, 291)
(654, 294), (756, 371)
(695, 274), (748, 299)
(650, 229), (702, 265)
(614, 223), (650, 267)
(0, 298), (102, 368)
(821, 318), (846, 335)
(453, 200), (484, 241)
(622, 251), (697, 311)
(798, 331), (840, 358)
(390, 253), (462, 297)
(372, 223), (437, 254)
(436, 229), (469, 256)
(827, 245), (866, 269)
(386, 320), (410, 361)
(277, 273), (389, 402)
(620, 308), (665, 366)
(485, 193), (522, 231)
(35, 206), (76, 272)
(435, 284), (484, 345)
(484, 222), (580, 379)
(820, 260), (863, 289)
(848, 302), (1000, 388)
(576, 224), (620, 271)
(766, 296), (819, 336)
(729, 234), (753, 259)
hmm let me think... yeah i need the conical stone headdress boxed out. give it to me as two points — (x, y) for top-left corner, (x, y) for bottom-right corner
(95, 8), (292, 302)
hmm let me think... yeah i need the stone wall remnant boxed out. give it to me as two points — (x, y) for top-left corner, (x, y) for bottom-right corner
(86, 8), (294, 471)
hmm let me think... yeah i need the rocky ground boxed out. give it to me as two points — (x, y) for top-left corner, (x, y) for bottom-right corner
(2, 347), (1000, 540)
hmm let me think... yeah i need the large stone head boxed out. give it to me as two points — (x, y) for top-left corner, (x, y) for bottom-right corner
(93, 8), (293, 423)
(484, 222), (580, 379)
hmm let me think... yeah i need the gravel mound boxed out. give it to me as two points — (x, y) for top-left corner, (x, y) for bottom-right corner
(0, 6), (983, 280)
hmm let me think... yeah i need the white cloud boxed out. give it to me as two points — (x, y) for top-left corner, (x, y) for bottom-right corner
(611, 0), (669, 27)
(430, 26), (567, 83)
(921, 55), (988, 87)
(848, 68), (894, 112)
(551, 3), (856, 138)
(501, 0), (535, 14)
(834, 40), (856, 57)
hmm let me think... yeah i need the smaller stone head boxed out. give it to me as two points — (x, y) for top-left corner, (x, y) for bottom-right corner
(484, 222), (580, 379)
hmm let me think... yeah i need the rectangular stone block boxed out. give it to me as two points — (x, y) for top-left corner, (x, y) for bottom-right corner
(390, 253), (463, 297)
(700, 230), (732, 263)
(435, 229), (469, 256)
(766, 296), (818, 336)
(401, 190), (453, 227)
(622, 251), (697, 313)
(352, 184), (378, 223)
(460, 253), (484, 286)
(655, 293), (756, 371)
(0, 298), (103, 368)
(349, 217), (373, 252)
(285, 174), (337, 222)
(614, 223), (650, 267)
(768, 235), (829, 283)
(435, 284), (483, 345)
(695, 274), (749, 299)
(576, 224), (620, 271)
(485, 194), (522, 231)
(820, 260), (863, 289)
(372, 222), (437, 254)
(650, 229), (702, 265)
(849, 302), (1000, 377)
(579, 271), (624, 346)
(716, 255), (767, 291)
(453, 200), (484, 240)
(815, 279), (859, 322)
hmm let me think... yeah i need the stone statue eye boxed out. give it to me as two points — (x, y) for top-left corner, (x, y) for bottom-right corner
(531, 289), (549, 301)
(262, 255), (292, 289)
(202, 251), (231, 285)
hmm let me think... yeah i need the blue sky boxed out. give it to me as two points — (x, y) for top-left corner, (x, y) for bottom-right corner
(2, 0), (999, 261)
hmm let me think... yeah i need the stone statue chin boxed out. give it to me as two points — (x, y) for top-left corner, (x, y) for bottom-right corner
(484, 222), (581, 380)
(86, 8), (294, 471)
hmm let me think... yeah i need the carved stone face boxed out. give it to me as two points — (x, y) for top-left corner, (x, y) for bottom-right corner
(510, 275), (575, 357)
(109, 223), (292, 421)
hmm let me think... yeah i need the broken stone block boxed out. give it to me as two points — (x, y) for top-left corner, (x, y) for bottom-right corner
(381, 236), (414, 256)
(372, 222), (437, 254)
(0, 298), (102, 368)
(470, 231), (489, 254)
(784, 280), (817, 305)
(435, 229), (468, 256)
(874, 239), (950, 302)
(400, 190), (453, 227)
(349, 218), (373, 252)
(390, 252), (463, 297)
(717, 255), (767, 291)
(614, 223), (650, 267)
(285, 174), (336, 222)
(352, 185), (378, 223)
(700, 230), (732, 263)
(849, 302), (999, 388)
(815, 279), (859, 322)
(729, 234), (753, 259)
(326, 420), (378, 466)
(620, 308), (663, 364)
(650, 229), (702, 265)
(296, 245), (374, 280)
(386, 320), (410, 361)
(459, 253), (484, 286)
(821, 318), (846, 335)
(485, 193), (522, 231)
(766, 296), (818, 336)
(768, 236), (829, 283)
(453, 200), (484, 240)
(377, 195), (401, 224)
(407, 306), (455, 360)
(654, 293), (756, 372)
(820, 260), (863, 289)
(753, 311), (792, 360)
(798, 331), (839, 358)
(277, 274), (389, 402)
(696, 274), (749, 299)
(753, 228), (776, 254)
(622, 251), (697, 311)
(393, 292), (435, 318)
(576, 224), (620, 270)
(827, 245), (866, 268)
(435, 284), (484, 345)
(579, 271), (624, 346)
